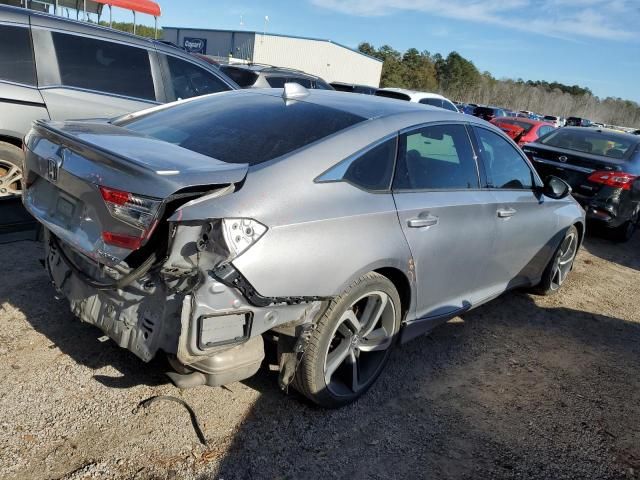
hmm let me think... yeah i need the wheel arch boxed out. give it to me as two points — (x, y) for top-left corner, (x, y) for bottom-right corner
(374, 266), (412, 322)
(0, 135), (23, 149)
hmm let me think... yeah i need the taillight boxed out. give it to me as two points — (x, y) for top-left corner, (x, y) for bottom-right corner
(99, 186), (162, 249)
(102, 231), (143, 250)
(587, 171), (637, 190)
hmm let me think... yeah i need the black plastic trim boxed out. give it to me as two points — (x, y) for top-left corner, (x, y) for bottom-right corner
(211, 263), (330, 307)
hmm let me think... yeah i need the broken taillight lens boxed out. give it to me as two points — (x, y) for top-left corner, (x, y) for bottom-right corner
(221, 218), (267, 259)
(99, 186), (162, 249)
(99, 186), (162, 230)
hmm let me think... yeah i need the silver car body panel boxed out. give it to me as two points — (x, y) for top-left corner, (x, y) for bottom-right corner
(24, 89), (585, 383)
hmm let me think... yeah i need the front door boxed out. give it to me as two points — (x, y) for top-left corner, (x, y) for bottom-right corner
(393, 123), (497, 320)
(471, 125), (560, 289)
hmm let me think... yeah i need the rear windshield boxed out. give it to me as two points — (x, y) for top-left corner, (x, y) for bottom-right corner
(219, 66), (259, 88)
(474, 107), (497, 115)
(117, 92), (365, 165)
(540, 129), (636, 159)
(375, 90), (411, 101)
(495, 119), (535, 133)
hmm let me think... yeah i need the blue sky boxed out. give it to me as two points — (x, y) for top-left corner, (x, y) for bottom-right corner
(113, 0), (640, 102)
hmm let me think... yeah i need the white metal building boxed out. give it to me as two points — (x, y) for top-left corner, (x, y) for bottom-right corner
(162, 27), (383, 87)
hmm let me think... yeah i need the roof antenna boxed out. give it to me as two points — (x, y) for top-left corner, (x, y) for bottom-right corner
(282, 82), (310, 103)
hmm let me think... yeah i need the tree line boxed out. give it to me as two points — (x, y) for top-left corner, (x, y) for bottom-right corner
(359, 42), (640, 128)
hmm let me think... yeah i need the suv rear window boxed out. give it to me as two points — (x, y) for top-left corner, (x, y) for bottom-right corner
(52, 32), (155, 100)
(0, 25), (36, 85)
(118, 92), (365, 165)
(219, 66), (259, 88)
(375, 90), (411, 101)
(540, 129), (636, 159)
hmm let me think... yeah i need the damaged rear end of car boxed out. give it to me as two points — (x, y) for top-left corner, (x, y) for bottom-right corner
(22, 117), (323, 388)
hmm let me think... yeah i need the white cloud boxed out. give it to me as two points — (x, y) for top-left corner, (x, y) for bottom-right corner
(310, 0), (639, 41)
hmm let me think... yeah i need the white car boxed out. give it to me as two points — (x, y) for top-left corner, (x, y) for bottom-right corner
(543, 115), (563, 128)
(374, 88), (459, 112)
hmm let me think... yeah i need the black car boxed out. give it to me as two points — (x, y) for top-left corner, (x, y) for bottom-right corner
(523, 127), (640, 241)
(473, 106), (506, 122)
(566, 117), (592, 127)
(218, 63), (334, 90)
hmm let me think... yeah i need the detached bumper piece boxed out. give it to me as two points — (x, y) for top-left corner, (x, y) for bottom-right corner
(167, 336), (264, 388)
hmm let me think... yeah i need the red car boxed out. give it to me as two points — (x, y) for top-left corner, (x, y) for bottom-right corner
(490, 117), (556, 147)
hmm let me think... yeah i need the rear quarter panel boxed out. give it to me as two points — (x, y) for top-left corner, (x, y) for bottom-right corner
(174, 117), (416, 309)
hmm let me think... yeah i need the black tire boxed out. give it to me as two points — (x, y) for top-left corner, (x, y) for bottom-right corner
(605, 208), (639, 243)
(0, 141), (24, 198)
(293, 272), (401, 408)
(532, 225), (579, 296)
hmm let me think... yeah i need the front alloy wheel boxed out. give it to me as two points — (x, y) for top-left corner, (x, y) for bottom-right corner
(293, 272), (401, 408)
(550, 229), (579, 291)
(533, 225), (579, 295)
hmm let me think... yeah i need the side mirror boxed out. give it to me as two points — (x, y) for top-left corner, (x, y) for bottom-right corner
(542, 175), (572, 200)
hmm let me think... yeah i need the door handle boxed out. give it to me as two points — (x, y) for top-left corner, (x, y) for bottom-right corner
(408, 215), (439, 228)
(497, 208), (517, 218)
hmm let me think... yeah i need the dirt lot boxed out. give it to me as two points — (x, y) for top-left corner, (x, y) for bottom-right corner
(1, 232), (639, 480)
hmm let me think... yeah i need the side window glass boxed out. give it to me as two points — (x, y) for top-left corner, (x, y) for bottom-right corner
(419, 98), (443, 108)
(394, 124), (479, 190)
(165, 56), (230, 100)
(52, 32), (155, 100)
(0, 25), (36, 85)
(266, 76), (287, 88)
(474, 127), (534, 189)
(443, 101), (459, 112)
(343, 138), (397, 191)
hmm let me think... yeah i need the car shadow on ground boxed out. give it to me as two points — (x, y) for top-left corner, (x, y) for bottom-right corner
(0, 240), (170, 389)
(582, 229), (639, 272)
(206, 292), (640, 480)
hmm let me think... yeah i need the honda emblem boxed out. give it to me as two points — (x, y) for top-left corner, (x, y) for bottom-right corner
(47, 155), (63, 182)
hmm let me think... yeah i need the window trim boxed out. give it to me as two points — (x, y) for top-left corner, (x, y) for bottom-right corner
(470, 124), (544, 191)
(0, 22), (37, 87)
(314, 133), (399, 193)
(392, 121), (484, 193)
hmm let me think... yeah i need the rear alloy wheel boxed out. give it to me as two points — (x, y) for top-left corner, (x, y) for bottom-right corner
(293, 272), (401, 408)
(532, 225), (579, 296)
(0, 142), (24, 198)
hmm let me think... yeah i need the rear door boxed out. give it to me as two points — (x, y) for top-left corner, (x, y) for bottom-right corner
(392, 122), (497, 320)
(471, 125), (558, 288)
(33, 28), (160, 119)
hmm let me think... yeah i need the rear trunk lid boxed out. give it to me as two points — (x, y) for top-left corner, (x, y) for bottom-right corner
(523, 143), (627, 199)
(23, 119), (248, 265)
(493, 121), (525, 141)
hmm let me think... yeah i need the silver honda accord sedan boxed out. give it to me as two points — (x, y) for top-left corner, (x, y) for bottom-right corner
(22, 86), (585, 408)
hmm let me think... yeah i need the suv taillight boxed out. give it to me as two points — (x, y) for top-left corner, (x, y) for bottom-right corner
(99, 186), (162, 249)
(587, 171), (637, 190)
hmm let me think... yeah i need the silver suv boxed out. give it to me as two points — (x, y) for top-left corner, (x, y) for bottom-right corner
(0, 4), (237, 198)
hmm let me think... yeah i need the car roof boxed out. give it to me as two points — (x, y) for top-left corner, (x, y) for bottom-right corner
(222, 63), (319, 79)
(376, 88), (447, 101)
(242, 89), (486, 127)
(494, 117), (552, 126)
(0, 4), (211, 59)
(559, 126), (640, 143)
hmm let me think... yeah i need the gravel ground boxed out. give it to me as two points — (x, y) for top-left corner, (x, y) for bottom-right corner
(0, 232), (639, 480)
